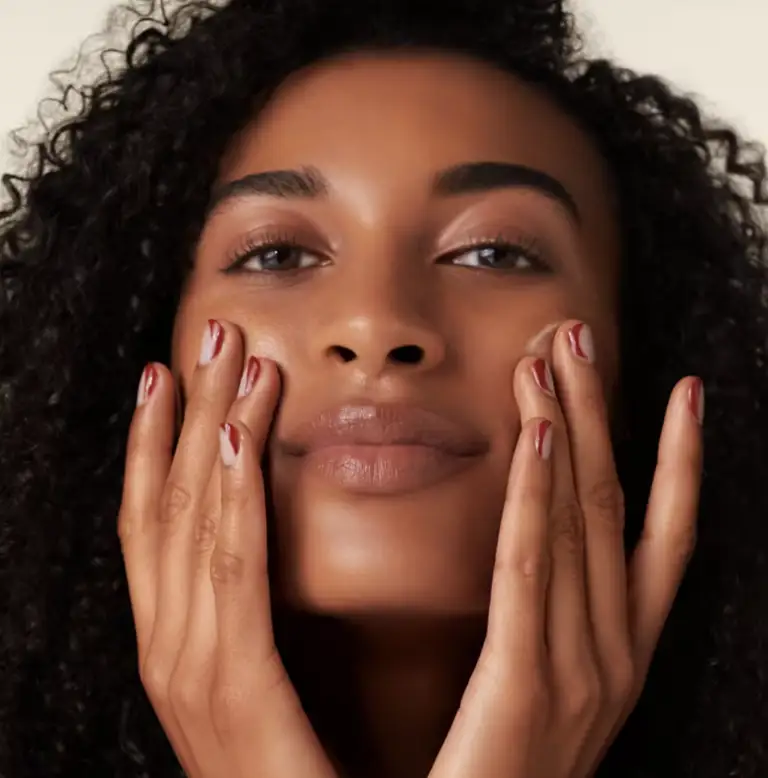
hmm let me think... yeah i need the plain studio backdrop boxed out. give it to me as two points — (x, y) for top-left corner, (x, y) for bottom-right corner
(0, 1), (765, 180)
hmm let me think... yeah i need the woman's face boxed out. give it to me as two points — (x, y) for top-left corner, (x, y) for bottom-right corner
(173, 51), (621, 616)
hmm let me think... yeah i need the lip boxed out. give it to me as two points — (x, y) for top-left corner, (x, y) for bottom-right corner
(275, 403), (489, 495)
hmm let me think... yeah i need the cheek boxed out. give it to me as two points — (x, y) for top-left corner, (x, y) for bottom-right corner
(172, 288), (295, 384)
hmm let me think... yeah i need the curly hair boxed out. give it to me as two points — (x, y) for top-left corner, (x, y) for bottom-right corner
(0, 0), (767, 775)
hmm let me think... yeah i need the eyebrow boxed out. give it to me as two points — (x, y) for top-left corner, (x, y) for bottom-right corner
(207, 166), (327, 215)
(432, 162), (580, 221)
(207, 160), (580, 222)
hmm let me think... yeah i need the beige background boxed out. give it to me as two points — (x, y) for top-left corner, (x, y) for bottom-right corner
(0, 0), (766, 170)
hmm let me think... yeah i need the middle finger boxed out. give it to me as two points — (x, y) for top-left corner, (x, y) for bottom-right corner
(513, 355), (593, 676)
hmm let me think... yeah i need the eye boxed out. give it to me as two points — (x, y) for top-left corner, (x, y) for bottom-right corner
(443, 238), (550, 273)
(224, 234), (323, 274)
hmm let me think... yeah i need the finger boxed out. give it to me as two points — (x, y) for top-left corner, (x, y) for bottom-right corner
(179, 356), (270, 679)
(514, 356), (593, 668)
(628, 376), (703, 668)
(485, 416), (553, 673)
(213, 358), (282, 675)
(551, 321), (630, 666)
(149, 319), (243, 662)
(119, 362), (175, 663)
(120, 363), (200, 774)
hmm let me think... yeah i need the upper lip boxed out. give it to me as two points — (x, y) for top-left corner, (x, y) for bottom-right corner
(276, 402), (489, 457)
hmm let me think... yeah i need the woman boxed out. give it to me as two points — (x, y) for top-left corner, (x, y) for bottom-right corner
(1, 0), (766, 776)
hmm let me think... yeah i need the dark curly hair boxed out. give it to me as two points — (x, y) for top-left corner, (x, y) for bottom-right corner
(1, 0), (767, 775)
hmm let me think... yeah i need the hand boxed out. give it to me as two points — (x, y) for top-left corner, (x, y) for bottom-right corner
(429, 320), (703, 778)
(118, 319), (338, 778)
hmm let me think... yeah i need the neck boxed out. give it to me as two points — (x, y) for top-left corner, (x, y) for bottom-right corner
(276, 611), (486, 778)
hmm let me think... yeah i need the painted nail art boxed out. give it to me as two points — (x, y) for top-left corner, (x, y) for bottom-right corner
(136, 363), (158, 408)
(531, 358), (556, 397)
(568, 322), (595, 364)
(535, 420), (553, 460)
(689, 378), (705, 425)
(199, 319), (224, 366)
(219, 422), (240, 467)
(237, 356), (261, 398)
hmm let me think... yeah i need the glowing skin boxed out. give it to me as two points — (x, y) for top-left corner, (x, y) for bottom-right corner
(174, 50), (620, 616)
(168, 50), (622, 776)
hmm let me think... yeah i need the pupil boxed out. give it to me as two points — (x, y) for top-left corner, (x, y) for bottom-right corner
(265, 247), (292, 268)
(480, 247), (501, 265)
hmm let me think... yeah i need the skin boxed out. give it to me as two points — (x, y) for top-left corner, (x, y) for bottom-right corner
(118, 52), (703, 777)
(176, 50), (621, 614)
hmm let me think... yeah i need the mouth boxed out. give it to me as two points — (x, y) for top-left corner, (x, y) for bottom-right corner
(274, 403), (489, 495)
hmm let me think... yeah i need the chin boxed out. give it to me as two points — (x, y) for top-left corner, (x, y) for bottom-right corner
(269, 467), (508, 618)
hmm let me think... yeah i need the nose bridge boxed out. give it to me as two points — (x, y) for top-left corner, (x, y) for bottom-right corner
(310, 246), (447, 375)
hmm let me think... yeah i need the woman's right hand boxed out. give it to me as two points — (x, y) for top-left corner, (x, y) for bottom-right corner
(118, 319), (338, 778)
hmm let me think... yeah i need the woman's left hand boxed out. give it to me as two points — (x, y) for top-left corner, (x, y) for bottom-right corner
(429, 320), (704, 778)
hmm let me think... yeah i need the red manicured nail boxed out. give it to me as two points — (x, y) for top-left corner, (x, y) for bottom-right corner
(688, 378), (705, 425)
(199, 319), (224, 365)
(535, 420), (553, 460)
(568, 322), (595, 364)
(531, 358), (556, 397)
(136, 363), (158, 407)
(237, 356), (261, 398)
(219, 422), (240, 467)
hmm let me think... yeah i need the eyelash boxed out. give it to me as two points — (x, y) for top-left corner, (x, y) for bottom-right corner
(222, 229), (552, 275)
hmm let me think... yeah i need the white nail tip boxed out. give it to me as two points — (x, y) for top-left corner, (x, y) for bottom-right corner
(219, 425), (238, 468)
(578, 324), (596, 364)
(136, 369), (148, 408)
(199, 323), (218, 366)
(538, 423), (553, 460)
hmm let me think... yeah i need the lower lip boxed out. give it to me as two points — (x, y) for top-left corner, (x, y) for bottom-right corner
(300, 444), (479, 495)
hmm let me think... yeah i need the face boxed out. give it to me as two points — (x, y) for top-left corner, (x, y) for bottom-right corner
(173, 51), (621, 617)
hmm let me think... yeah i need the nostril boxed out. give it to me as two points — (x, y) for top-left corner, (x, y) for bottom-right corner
(327, 345), (357, 363)
(389, 345), (424, 364)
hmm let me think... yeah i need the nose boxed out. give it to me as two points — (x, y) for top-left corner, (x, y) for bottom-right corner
(310, 274), (447, 379)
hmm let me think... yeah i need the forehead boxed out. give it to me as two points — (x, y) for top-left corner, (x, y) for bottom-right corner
(218, 51), (615, 214)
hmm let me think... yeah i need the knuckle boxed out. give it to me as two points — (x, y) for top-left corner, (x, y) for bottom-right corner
(140, 657), (171, 705)
(160, 481), (194, 527)
(583, 480), (625, 528)
(168, 669), (204, 718)
(668, 522), (698, 566)
(494, 547), (549, 584)
(551, 500), (584, 553)
(563, 675), (601, 722)
(210, 549), (245, 585)
(117, 507), (134, 544)
(194, 509), (219, 554)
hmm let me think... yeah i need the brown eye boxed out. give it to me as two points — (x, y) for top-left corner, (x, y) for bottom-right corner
(446, 241), (550, 272)
(226, 241), (322, 273)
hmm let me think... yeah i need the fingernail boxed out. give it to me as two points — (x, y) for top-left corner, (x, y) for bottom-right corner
(199, 319), (224, 366)
(219, 422), (240, 467)
(568, 322), (595, 364)
(531, 358), (556, 397)
(688, 378), (705, 425)
(136, 363), (158, 407)
(237, 356), (261, 398)
(535, 420), (553, 460)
